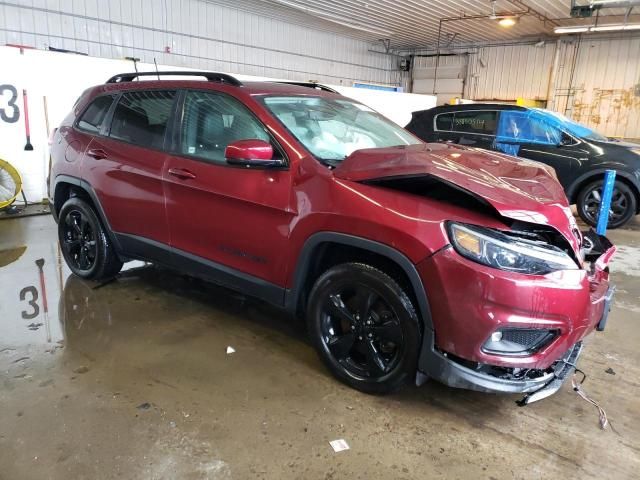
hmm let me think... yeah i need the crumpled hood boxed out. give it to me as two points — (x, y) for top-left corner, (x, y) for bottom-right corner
(334, 143), (582, 253)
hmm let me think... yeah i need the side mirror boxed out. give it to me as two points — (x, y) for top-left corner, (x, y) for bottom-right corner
(225, 139), (283, 168)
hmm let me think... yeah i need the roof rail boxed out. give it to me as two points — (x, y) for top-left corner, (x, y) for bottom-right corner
(106, 71), (243, 86)
(277, 81), (338, 93)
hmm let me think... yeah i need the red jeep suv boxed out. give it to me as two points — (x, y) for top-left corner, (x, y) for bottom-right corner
(49, 71), (615, 404)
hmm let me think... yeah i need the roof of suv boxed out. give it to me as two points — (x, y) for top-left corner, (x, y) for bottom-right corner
(99, 71), (341, 98)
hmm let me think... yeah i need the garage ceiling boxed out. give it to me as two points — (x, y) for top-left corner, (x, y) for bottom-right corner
(217, 0), (640, 50)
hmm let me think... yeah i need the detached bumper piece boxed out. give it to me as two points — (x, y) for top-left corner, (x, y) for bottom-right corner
(517, 342), (583, 406)
(422, 342), (583, 403)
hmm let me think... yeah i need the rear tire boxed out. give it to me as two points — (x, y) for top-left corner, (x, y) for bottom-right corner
(576, 179), (636, 229)
(58, 197), (123, 280)
(307, 263), (420, 394)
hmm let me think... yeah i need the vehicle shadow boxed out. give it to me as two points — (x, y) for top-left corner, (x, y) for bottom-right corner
(59, 264), (318, 369)
(59, 264), (511, 420)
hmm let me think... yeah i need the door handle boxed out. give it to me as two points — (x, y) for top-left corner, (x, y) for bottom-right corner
(86, 148), (108, 160)
(168, 167), (197, 180)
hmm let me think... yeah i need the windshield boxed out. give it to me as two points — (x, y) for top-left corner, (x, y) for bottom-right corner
(531, 108), (608, 141)
(261, 96), (421, 164)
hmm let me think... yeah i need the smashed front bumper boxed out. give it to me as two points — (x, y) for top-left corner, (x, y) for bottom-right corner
(420, 341), (583, 404)
(416, 229), (615, 403)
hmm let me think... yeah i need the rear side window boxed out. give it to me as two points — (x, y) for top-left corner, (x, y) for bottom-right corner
(109, 90), (176, 149)
(451, 111), (497, 135)
(77, 95), (115, 134)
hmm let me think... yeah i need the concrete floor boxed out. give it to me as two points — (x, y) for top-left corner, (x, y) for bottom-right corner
(1, 214), (639, 480)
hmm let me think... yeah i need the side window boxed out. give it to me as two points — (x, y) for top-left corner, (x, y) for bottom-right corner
(434, 113), (454, 131)
(76, 95), (116, 134)
(109, 90), (176, 149)
(180, 90), (271, 164)
(496, 111), (562, 145)
(452, 111), (498, 135)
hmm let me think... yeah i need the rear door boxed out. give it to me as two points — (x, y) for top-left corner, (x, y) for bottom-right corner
(85, 89), (177, 249)
(163, 89), (294, 291)
(433, 110), (498, 149)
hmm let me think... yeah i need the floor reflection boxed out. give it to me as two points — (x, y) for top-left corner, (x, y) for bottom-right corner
(0, 234), (68, 347)
(0, 213), (147, 349)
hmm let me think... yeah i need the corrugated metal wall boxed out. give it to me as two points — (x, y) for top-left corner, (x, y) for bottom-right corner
(553, 36), (640, 140)
(0, 0), (394, 85)
(467, 43), (558, 102)
(412, 54), (467, 104)
(464, 35), (640, 139)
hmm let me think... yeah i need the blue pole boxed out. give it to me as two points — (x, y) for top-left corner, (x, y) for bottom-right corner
(596, 170), (617, 235)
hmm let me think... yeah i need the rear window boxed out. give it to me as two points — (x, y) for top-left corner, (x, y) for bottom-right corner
(109, 90), (176, 149)
(77, 95), (115, 134)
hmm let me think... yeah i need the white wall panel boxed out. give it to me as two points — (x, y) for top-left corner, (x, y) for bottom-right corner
(0, 0), (395, 86)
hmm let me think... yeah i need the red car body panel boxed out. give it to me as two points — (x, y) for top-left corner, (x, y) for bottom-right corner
(418, 248), (610, 370)
(334, 143), (582, 255)
(48, 77), (615, 399)
(85, 135), (170, 244)
(163, 153), (295, 283)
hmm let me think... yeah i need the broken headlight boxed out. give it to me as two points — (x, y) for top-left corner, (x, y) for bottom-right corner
(447, 222), (579, 275)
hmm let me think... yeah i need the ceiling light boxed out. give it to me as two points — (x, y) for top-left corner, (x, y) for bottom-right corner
(554, 23), (640, 34)
(591, 23), (640, 31)
(554, 26), (589, 33)
(498, 17), (518, 27)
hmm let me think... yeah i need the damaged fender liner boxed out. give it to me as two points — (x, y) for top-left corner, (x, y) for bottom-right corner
(418, 342), (583, 404)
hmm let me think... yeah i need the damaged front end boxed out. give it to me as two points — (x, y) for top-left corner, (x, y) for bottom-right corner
(416, 227), (615, 405)
(334, 143), (616, 403)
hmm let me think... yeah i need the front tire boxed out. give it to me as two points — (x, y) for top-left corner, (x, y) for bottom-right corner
(307, 263), (421, 394)
(576, 179), (636, 229)
(58, 197), (123, 280)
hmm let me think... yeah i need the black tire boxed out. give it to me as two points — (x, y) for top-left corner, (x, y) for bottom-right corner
(58, 197), (123, 280)
(576, 179), (637, 229)
(307, 263), (421, 394)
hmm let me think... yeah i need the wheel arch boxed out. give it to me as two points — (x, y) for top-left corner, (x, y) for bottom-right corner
(53, 175), (122, 252)
(286, 232), (433, 334)
(567, 170), (640, 213)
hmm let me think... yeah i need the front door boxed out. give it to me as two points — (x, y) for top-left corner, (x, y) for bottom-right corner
(163, 89), (294, 294)
(494, 110), (585, 188)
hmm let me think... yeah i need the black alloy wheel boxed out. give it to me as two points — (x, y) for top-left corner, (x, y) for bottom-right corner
(61, 209), (98, 271)
(58, 197), (123, 280)
(577, 179), (636, 229)
(321, 286), (404, 379)
(307, 263), (421, 394)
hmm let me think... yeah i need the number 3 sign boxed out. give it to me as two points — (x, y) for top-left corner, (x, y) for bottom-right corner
(0, 84), (20, 124)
